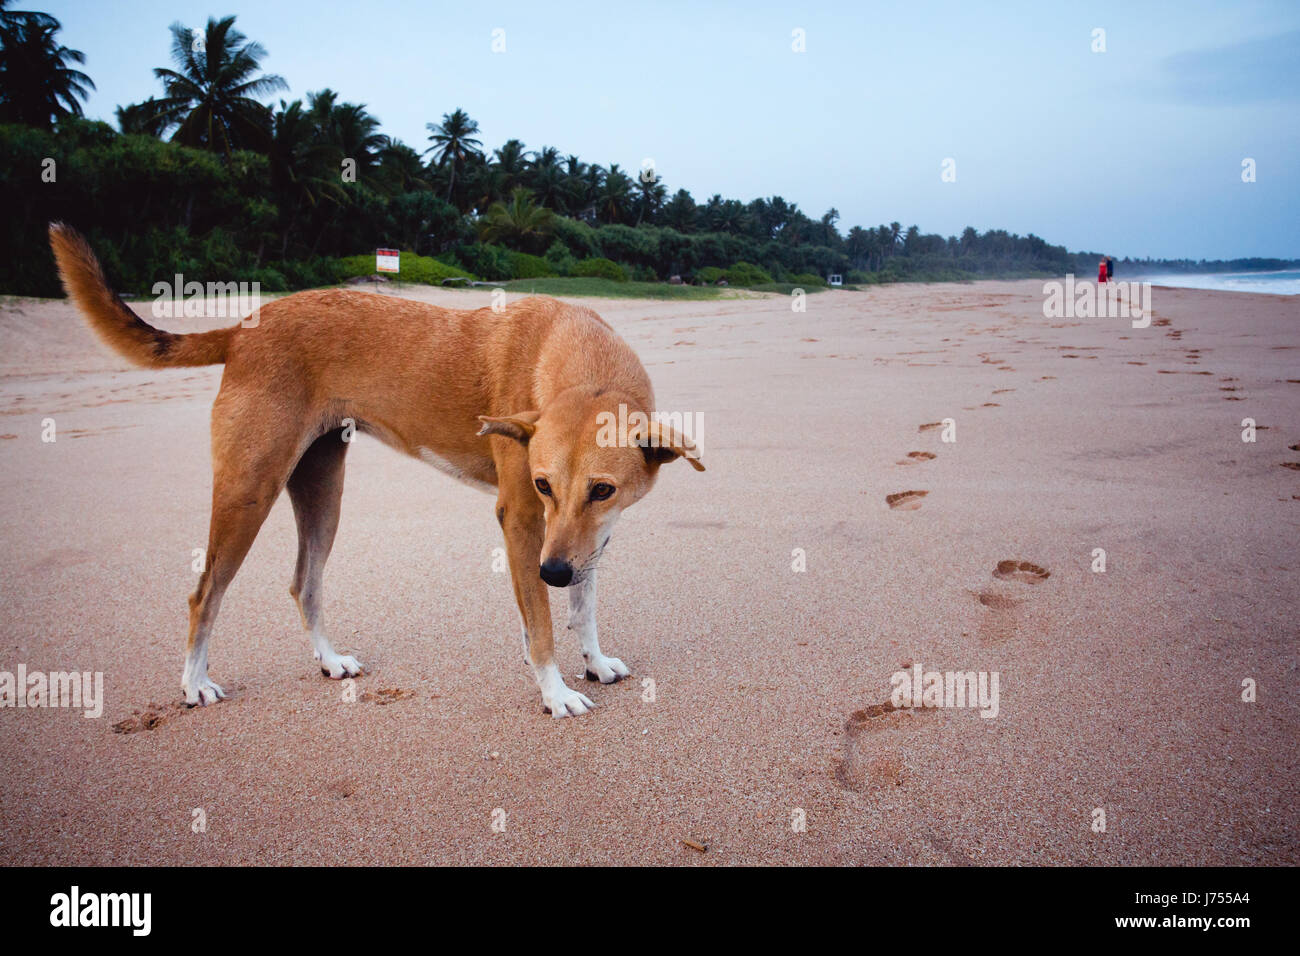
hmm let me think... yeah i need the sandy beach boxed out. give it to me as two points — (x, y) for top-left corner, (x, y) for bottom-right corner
(0, 279), (1296, 865)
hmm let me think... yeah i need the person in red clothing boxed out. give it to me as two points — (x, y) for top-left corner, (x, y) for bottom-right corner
(1098, 257), (1108, 284)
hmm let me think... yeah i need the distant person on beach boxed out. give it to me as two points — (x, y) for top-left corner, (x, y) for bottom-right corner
(1106, 256), (1115, 282)
(1098, 257), (1108, 284)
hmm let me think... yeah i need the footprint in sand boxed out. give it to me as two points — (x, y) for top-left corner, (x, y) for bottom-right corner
(886, 490), (928, 510)
(993, 559), (1050, 584)
(918, 421), (943, 432)
(896, 451), (936, 465)
(360, 687), (414, 705)
(112, 701), (183, 734)
(326, 777), (361, 800)
(971, 562), (1050, 644)
(976, 591), (1023, 610)
(833, 699), (928, 791)
(970, 588), (1027, 645)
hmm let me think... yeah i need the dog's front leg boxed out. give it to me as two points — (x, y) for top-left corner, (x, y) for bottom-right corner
(568, 570), (630, 684)
(498, 499), (596, 718)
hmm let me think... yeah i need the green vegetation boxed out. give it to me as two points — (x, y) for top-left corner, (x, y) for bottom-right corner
(724, 261), (774, 286)
(1, 6), (1139, 301)
(748, 282), (830, 296)
(505, 250), (554, 279)
(572, 257), (628, 282)
(337, 250), (472, 285)
(500, 278), (739, 300)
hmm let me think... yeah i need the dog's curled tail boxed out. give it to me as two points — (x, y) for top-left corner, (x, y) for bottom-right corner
(48, 222), (234, 368)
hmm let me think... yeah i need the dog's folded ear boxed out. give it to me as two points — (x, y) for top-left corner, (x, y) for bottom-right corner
(633, 420), (705, 472)
(477, 410), (541, 445)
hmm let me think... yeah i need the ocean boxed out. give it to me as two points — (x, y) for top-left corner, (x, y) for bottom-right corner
(1127, 270), (1300, 296)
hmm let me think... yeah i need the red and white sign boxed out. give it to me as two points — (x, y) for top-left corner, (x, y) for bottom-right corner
(376, 248), (400, 274)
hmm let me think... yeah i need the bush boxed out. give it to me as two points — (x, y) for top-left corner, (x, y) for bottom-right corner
(593, 224), (654, 267)
(508, 250), (556, 279)
(449, 243), (513, 281)
(724, 261), (774, 286)
(275, 257), (347, 288)
(694, 266), (725, 284)
(544, 240), (577, 276)
(572, 257), (628, 282)
(788, 272), (827, 287)
(336, 250), (475, 285)
(629, 263), (658, 282)
(252, 267), (288, 292)
(551, 217), (599, 259)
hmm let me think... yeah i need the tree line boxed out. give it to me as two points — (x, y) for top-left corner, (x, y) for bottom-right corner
(3, 6), (1121, 297)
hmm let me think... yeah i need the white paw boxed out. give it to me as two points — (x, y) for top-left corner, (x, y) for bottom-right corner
(535, 661), (596, 718)
(584, 653), (630, 684)
(316, 651), (363, 679)
(543, 685), (596, 718)
(182, 676), (226, 707)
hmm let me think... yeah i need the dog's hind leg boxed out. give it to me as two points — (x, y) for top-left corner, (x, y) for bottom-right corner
(287, 428), (361, 680)
(568, 570), (630, 684)
(182, 407), (303, 705)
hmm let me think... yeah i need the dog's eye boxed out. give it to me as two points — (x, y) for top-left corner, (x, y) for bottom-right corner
(590, 482), (615, 501)
(534, 477), (552, 497)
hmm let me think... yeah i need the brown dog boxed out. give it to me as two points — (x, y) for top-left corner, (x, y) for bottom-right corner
(48, 224), (703, 717)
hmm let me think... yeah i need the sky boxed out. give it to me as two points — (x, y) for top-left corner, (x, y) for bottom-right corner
(34, 0), (1300, 260)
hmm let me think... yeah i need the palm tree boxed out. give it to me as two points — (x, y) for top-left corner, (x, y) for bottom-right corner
(704, 195), (746, 234)
(332, 102), (385, 169)
(903, 224), (921, 254)
(268, 98), (343, 256)
(479, 187), (554, 253)
(596, 164), (633, 224)
(818, 208), (841, 247)
(846, 226), (870, 268)
(152, 15), (287, 156)
(766, 197), (797, 240)
(525, 146), (566, 211)
(0, 5), (95, 129)
(115, 97), (168, 136)
(561, 154), (595, 216)
(530, 162), (566, 212)
(466, 158), (507, 213)
(376, 137), (430, 194)
(492, 138), (528, 193)
(633, 166), (666, 226)
(424, 108), (483, 207)
(306, 89), (384, 175)
(663, 189), (697, 233)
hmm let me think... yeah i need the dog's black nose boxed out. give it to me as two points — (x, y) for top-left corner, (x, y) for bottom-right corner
(539, 559), (573, 588)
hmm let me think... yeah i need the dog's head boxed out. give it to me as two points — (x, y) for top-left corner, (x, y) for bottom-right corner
(478, 391), (703, 588)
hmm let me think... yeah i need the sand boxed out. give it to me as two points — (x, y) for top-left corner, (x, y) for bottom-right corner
(0, 279), (1296, 865)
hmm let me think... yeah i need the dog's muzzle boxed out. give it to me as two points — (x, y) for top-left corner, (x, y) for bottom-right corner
(539, 559), (574, 588)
